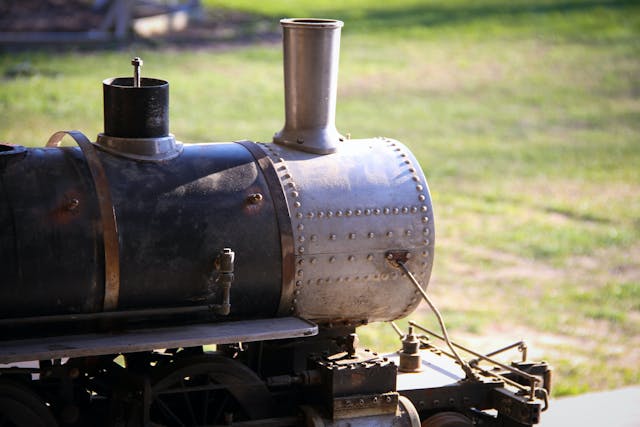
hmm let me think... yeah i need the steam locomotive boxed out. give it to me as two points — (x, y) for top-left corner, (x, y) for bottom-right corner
(0, 19), (551, 427)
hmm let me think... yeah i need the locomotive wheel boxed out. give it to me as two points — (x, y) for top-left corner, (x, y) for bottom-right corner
(422, 411), (473, 427)
(0, 379), (58, 427)
(148, 354), (272, 426)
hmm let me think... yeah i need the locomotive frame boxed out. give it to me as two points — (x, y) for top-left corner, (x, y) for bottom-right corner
(0, 18), (551, 427)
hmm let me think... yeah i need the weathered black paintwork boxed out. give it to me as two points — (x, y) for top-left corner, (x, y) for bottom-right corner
(103, 77), (169, 138)
(0, 142), (282, 322)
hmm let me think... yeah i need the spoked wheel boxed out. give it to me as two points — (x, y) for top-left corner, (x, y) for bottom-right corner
(148, 354), (272, 426)
(0, 379), (58, 427)
(422, 411), (473, 427)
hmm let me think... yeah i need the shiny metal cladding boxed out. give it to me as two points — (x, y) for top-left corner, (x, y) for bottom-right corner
(274, 18), (344, 154)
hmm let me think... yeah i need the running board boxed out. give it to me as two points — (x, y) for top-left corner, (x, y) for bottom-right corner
(0, 317), (318, 364)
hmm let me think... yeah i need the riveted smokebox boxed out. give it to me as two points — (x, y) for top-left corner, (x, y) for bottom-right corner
(273, 19), (344, 155)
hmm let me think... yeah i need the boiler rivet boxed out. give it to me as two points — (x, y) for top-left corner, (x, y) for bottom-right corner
(337, 210), (343, 217)
(293, 201), (301, 208)
(346, 209), (353, 216)
(386, 231), (393, 238)
(298, 246), (305, 253)
(364, 208), (371, 215)
(393, 208), (399, 215)
(310, 234), (317, 242)
(402, 207), (409, 214)
(310, 258), (317, 264)
(368, 232), (374, 239)
(298, 236), (305, 242)
(374, 208), (381, 215)
(422, 217), (429, 223)
(67, 198), (80, 211)
(329, 256), (336, 263)
(421, 206), (428, 212)
(349, 233), (356, 240)
(367, 254), (374, 261)
(330, 234), (336, 240)
(418, 194), (426, 201)
(348, 255), (355, 262)
(298, 224), (304, 231)
(383, 208), (390, 215)
(247, 193), (263, 204)
(327, 211), (334, 217)
(307, 212), (314, 219)
(355, 209), (362, 216)
(416, 185), (423, 191)
(291, 190), (299, 197)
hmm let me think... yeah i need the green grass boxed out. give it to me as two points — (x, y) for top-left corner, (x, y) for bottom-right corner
(1, 0), (639, 397)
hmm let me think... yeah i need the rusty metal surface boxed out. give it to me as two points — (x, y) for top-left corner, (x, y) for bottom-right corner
(98, 142), (282, 314)
(0, 145), (103, 316)
(0, 317), (317, 364)
(236, 140), (296, 317)
(0, 141), (283, 322)
(46, 130), (121, 312)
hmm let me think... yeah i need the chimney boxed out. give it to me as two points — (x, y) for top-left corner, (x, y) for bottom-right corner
(273, 19), (344, 155)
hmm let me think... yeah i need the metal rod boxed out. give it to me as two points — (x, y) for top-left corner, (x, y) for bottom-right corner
(422, 341), (530, 393)
(409, 321), (539, 383)
(390, 321), (403, 337)
(394, 260), (476, 380)
(469, 340), (527, 366)
(132, 57), (143, 87)
(409, 321), (540, 400)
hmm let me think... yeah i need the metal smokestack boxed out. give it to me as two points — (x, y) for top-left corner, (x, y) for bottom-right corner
(273, 18), (344, 155)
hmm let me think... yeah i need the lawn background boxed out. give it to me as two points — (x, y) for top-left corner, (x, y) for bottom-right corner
(1, 0), (638, 396)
